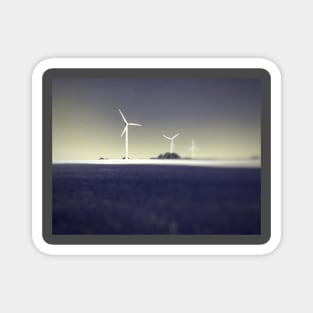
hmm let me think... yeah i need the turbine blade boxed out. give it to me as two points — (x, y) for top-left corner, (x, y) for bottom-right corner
(172, 133), (179, 139)
(128, 123), (142, 126)
(163, 135), (171, 140)
(118, 109), (128, 124)
(121, 125), (127, 137)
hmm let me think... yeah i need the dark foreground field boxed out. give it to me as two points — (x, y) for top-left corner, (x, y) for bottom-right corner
(53, 164), (261, 234)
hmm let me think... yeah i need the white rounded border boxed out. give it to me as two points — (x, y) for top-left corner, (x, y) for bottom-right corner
(32, 58), (281, 255)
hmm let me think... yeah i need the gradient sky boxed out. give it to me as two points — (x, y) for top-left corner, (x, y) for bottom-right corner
(52, 77), (261, 160)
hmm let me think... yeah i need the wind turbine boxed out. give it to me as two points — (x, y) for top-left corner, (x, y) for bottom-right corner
(188, 139), (198, 158)
(119, 109), (142, 159)
(163, 133), (179, 153)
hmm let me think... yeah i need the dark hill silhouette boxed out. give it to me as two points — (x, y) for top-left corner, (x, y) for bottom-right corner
(157, 152), (181, 159)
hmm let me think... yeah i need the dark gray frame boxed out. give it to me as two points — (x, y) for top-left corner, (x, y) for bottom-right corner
(42, 68), (271, 245)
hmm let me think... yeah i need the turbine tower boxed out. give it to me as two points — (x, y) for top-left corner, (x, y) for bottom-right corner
(163, 133), (179, 153)
(188, 139), (198, 158)
(119, 109), (142, 159)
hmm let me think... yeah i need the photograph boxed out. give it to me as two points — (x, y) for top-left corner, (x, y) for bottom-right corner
(52, 74), (261, 235)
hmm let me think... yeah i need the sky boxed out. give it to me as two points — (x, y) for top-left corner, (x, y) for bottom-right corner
(52, 76), (261, 160)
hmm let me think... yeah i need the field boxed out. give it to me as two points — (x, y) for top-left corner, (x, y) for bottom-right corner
(52, 163), (261, 235)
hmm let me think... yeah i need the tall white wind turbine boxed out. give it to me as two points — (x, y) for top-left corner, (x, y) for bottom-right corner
(163, 133), (179, 153)
(188, 139), (198, 158)
(119, 109), (142, 159)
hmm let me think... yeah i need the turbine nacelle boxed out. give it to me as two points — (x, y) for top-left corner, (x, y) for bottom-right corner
(120, 123), (142, 137)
